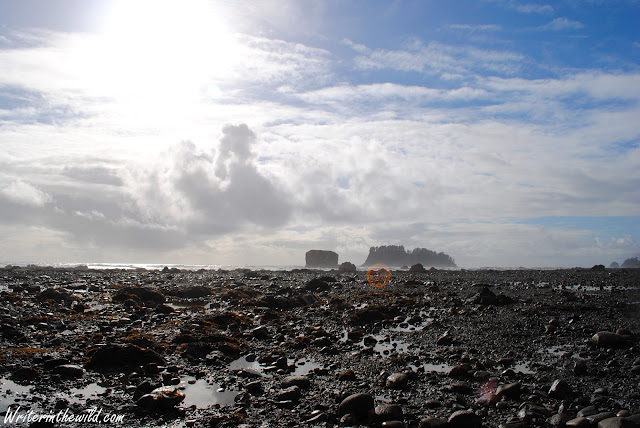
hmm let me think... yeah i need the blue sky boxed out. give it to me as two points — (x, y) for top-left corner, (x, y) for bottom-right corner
(0, 0), (638, 267)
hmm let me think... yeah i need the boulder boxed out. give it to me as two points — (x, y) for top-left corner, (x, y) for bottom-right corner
(305, 250), (338, 268)
(339, 262), (357, 272)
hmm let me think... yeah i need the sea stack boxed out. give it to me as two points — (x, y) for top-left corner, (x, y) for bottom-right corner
(305, 250), (338, 268)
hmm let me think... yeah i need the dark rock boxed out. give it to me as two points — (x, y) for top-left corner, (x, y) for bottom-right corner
(136, 387), (184, 411)
(566, 417), (591, 427)
(305, 250), (338, 268)
(436, 330), (453, 346)
(496, 382), (521, 399)
(338, 393), (374, 419)
(419, 417), (448, 427)
(409, 263), (427, 273)
(592, 264), (606, 271)
(281, 376), (311, 389)
(448, 409), (482, 427)
(11, 367), (39, 382)
(375, 403), (404, 421)
(476, 392), (499, 407)
(592, 331), (628, 347)
(176, 286), (212, 298)
(386, 372), (409, 390)
(549, 413), (571, 426)
(277, 385), (301, 402)
(339, 262), (357, 272)
(305, 278), (330, 291)
(154, 304), (175, 314)
(53, 364), (85, 378)
(86, 344), (165, 370)
(587, 413), (617, 425)
(575, 360), (589, 375)
(448, 364), (471, 379)
(381, 422), (406, 428)
(549, 379), (574, 400)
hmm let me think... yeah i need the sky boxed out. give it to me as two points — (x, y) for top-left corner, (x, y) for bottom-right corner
(0, 0), (639, 268)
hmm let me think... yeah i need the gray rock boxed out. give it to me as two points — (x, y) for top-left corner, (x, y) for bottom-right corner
(339, 262), (357, 272)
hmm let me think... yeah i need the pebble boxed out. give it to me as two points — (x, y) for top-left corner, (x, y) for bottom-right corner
(281, 375), (311, 389)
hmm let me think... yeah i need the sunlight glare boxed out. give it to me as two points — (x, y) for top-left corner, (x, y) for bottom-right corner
(80, 0), (239, 124)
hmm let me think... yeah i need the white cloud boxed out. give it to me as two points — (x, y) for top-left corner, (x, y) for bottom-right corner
(0, 179), (51, 206)
(350, 40), (524, 77)
(538, 17), (585, 31)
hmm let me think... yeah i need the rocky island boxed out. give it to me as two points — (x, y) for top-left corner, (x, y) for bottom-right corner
(1, 265), (639, 427)
(363, 245), (457, 268)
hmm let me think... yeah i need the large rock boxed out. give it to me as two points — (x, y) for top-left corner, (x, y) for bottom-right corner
(86, 344), (165, 370)
(305, 250), (338, 268)
(592, 331), (629, 347)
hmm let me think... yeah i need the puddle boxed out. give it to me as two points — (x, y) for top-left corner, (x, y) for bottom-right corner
(389, 313), (433, 332)
(228, 356), (274, 376)
(360, 335), (412, 356)
(0, 378), (32, 414)
(67, 383), (107, 405)
(513, 363), (535, 374)
(292, 360), (322, 376)
(179, 377), (238, 408)
(422, 363), (453, 373)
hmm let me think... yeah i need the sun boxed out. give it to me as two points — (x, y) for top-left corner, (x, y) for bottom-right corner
(77, 0), (239, 124)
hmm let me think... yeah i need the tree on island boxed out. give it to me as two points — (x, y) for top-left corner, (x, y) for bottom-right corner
(621, 257), (640, 268)
(363, 245), (457, 267)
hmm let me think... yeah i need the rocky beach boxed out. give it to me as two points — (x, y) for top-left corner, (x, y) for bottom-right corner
(1, 266), (639, 427)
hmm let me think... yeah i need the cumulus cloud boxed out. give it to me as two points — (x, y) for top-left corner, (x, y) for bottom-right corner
(125, 124), (293, 236)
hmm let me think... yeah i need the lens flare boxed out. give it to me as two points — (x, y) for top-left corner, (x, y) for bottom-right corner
(367, 264), (392, 288)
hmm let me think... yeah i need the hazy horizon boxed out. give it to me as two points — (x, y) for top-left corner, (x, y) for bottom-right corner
(1, 0), (638, 268)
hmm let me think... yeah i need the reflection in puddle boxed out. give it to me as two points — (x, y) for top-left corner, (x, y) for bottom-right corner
(0, 378), (32, 413)
(292, 360), (322, 376)
(179, 377), (238, 408)
(422, 363), (453, 373)
(67, 383), (107, 405)
(514, 363), (535, 374)
(229, 356), (269, 375)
